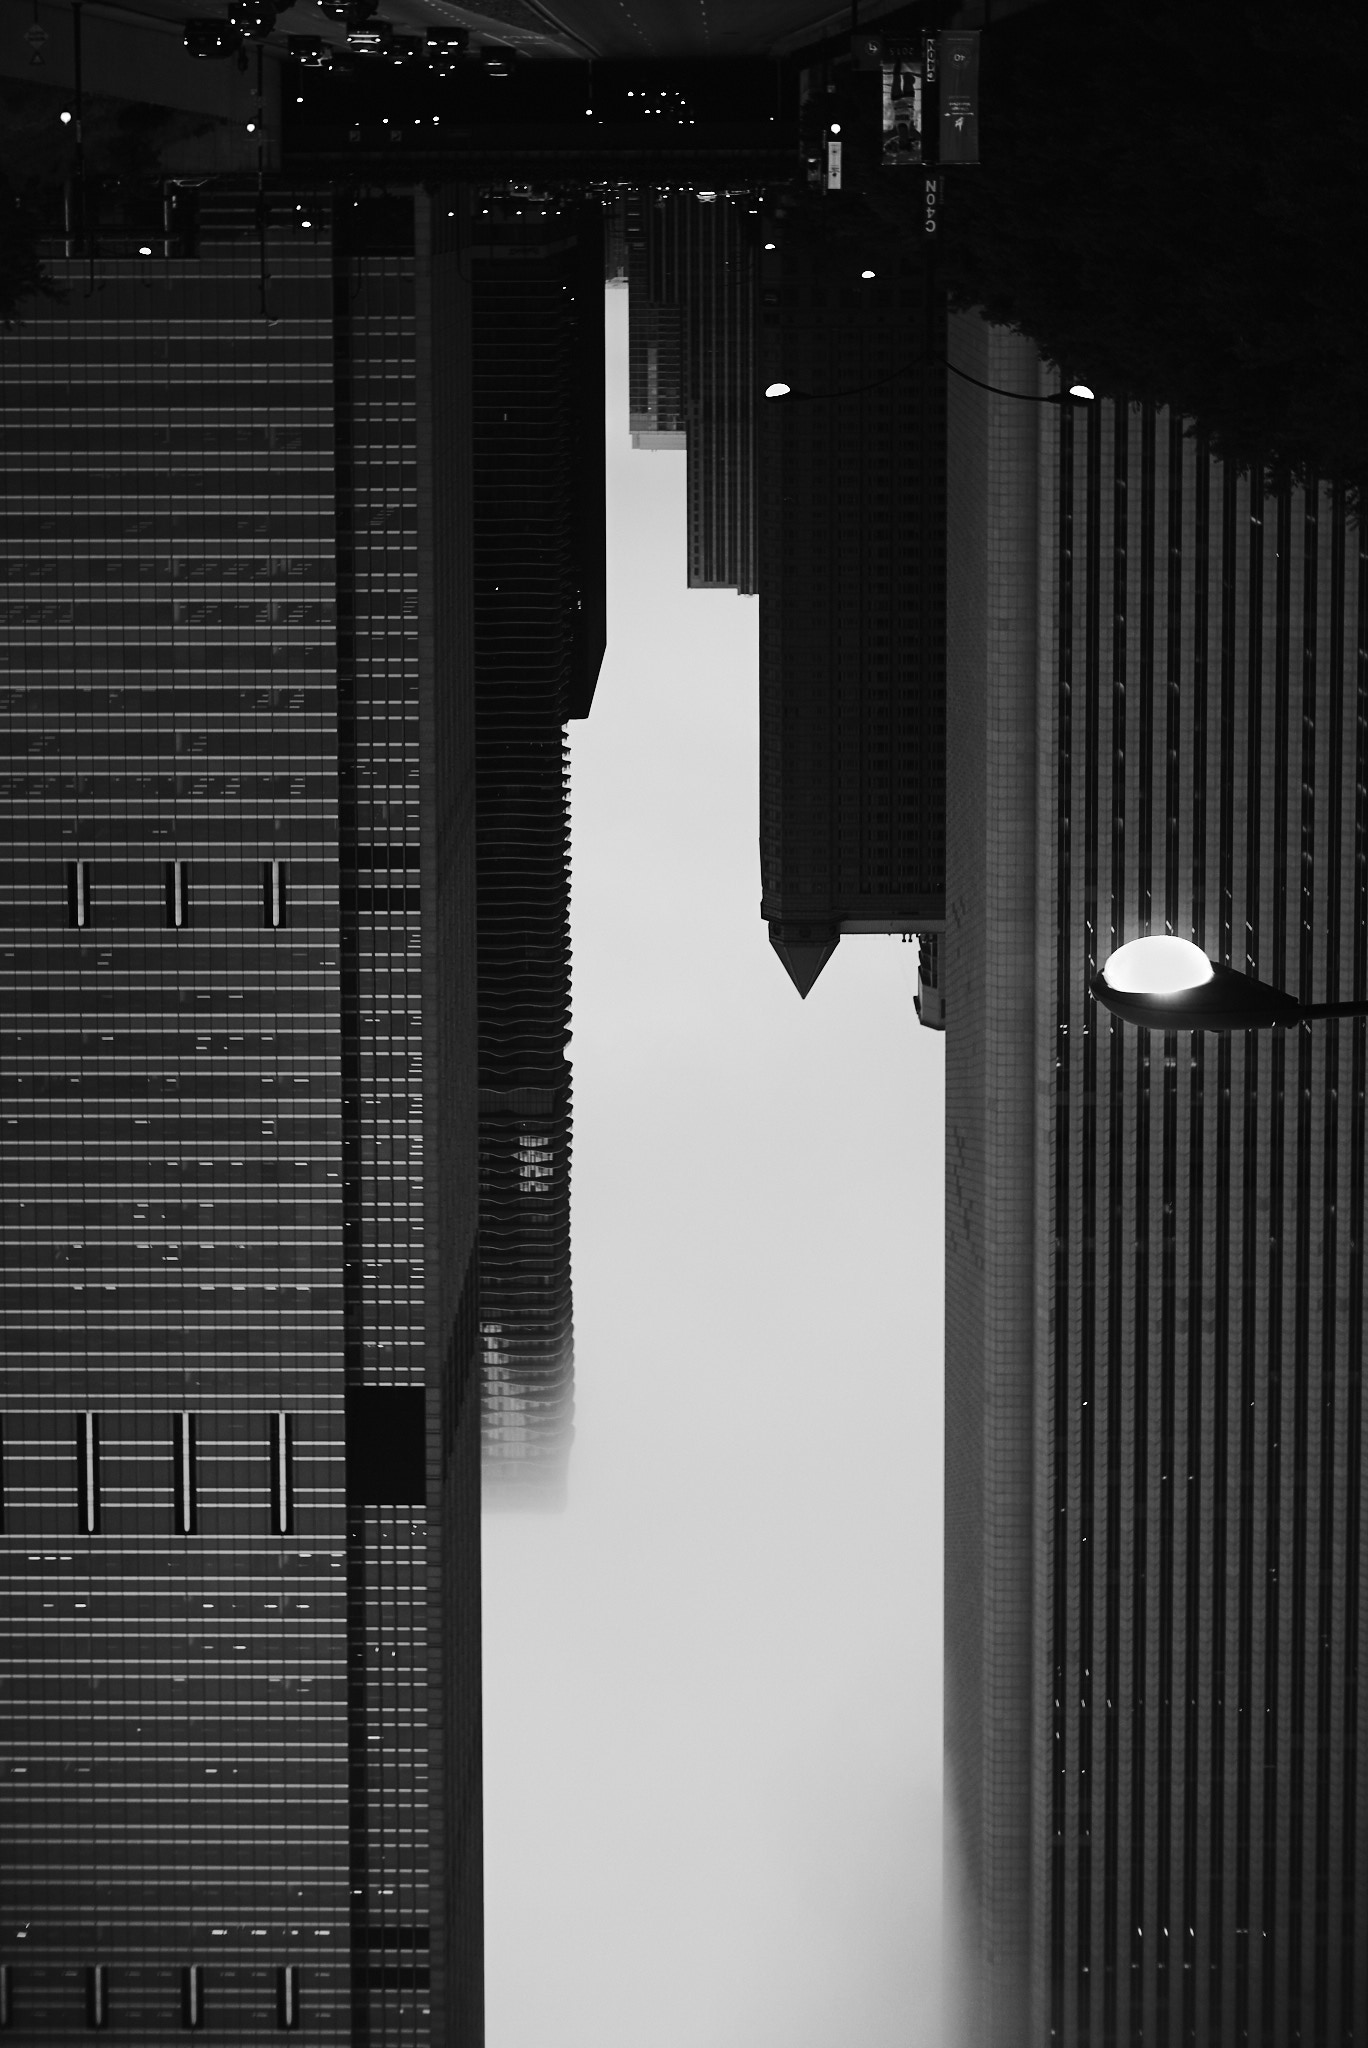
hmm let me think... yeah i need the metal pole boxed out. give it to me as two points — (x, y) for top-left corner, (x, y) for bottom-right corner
(1300, 1000), (1368, 1021)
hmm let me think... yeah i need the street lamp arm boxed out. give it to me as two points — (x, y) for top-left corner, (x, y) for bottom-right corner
(764, 352), (1087, 407)
(1299, 999), (1368, 1020)
(941, 357), (1085, 406)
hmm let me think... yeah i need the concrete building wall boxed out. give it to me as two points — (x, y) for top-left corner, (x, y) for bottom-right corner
(943, 312), (1046, 2048)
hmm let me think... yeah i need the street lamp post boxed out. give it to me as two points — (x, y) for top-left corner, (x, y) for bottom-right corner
(1092, 937), (1368, 1031)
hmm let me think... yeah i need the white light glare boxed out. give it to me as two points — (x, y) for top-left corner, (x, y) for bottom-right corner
(60, 110), (73, 125)
(765, 382), (792, 399)
(1069, 382), (1095, 400)
(246, 122), (256, 133)
(138, 245), (152, 256)
(764, 241), (776, 250)
(1101, 937), (1214, 995)
(829, 122), (841, 134)
(861, 268), (875, 278)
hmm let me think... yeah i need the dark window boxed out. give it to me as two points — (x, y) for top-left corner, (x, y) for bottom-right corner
(346, 1386), (426, 1505)
(67, 860), (92, 929)
(270, 1413), (293, 1535)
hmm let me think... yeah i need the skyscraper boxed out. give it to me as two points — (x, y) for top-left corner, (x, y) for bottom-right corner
(944, 312), (1368, 2046)
(472, 192), (605, 1509)
(623, 187), (759, 591)
(0, 180), (483, 2044)
(757, 230), (946, 995)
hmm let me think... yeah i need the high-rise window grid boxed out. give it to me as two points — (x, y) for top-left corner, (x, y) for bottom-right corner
(0, 183), (483, 2044)
(943, 319), (1368, 2047)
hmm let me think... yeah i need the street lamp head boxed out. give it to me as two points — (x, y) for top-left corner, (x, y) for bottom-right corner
(765, 382), (793, 400)
(1068, 382), (1096, 401)
(1101, 936), (1213, 995)
(1093, 940), (1307, 1031)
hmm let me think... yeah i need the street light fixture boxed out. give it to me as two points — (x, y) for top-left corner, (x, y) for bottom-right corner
(1092, 937), (1368, 1030)
(763, 358), (1095, 409)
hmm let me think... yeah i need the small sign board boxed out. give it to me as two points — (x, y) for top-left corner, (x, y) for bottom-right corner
(825, 136), (843, 190)
(938, 30), (980, 164)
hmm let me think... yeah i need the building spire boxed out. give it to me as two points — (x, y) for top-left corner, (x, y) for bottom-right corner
(769, 929), (839, 997)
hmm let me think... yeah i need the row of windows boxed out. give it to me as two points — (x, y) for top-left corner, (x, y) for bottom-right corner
(3, 1412), (295, 1537)
(1, 559), (333, 582)
(0, 1961), (307, 2032)
(0, 601), (341, 626)
(61, 862), (289, 930)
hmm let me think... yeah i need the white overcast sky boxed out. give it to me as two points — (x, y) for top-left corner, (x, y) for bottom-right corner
(480, 286), (946, 2048)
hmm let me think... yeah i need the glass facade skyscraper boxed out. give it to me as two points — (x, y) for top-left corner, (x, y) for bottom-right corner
(944, 312), (1368, 2048)
(0, 182), (483, 2044)
(623, 188), (758, 593)
(471, 195), (604, 1510)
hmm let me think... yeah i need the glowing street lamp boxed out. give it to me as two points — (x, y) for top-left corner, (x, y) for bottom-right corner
(1092, 937), (1368, 1031)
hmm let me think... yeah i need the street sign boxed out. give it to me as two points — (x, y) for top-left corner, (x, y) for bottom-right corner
(938, 30), (980, 165)
(825, 136), (843, 190)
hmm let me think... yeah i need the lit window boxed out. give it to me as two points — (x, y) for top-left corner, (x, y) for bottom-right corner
(270, 1414), (294, 1535)
(67, 859), (92, 929)
(175, 1413), (197, 1536)
(183, 1963), (205, 2029)
(78, 1414), (99, 1535)
(263, 860), (287, 929)
(278, 1964), (300, 2030)
(166, 860), (190, 929)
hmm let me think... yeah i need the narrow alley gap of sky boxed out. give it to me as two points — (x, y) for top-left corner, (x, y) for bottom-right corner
(481, 285), (946, 2048)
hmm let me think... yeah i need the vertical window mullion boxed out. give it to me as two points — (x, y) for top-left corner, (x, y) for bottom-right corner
(278, 1963), (300, 2030)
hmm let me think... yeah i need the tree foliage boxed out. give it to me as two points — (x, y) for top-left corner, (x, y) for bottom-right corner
(0, 79), (215, 329)
(796, 0), (1368, 506)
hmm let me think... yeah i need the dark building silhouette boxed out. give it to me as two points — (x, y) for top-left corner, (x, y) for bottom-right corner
(944, 313), (1368, 2047)
(0, 182), (483, 2045)
(626, 191), (686, 447)
(757, 231), (947, 995)
(624, 187), (759, 590)
(471, 193), (605, 1509)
